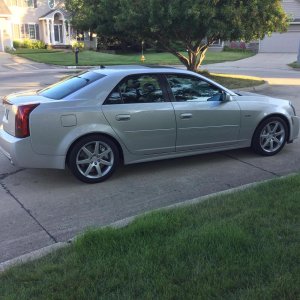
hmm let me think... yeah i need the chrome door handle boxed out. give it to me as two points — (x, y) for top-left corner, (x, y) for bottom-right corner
(116, 114), (131, 121)
(180, 113), (192, 119)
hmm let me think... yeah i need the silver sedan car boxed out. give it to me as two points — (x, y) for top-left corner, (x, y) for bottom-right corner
(0, 66), (299, 183)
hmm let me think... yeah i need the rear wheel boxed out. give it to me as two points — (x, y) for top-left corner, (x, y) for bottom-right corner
(252, 117), (288, 156)
(68, 135), (120, 183)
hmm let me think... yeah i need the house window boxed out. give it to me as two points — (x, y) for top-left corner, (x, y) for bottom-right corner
(28, 24), (36, 39)
(26, 0), (34, 7)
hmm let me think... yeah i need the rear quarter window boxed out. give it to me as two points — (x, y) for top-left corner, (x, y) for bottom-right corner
(39, 71), (106, 100)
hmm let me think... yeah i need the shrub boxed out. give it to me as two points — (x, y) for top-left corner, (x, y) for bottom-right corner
(22, 39), (33, 48)
(70, 40), (85, 51)
(13, 39), (46, 49)
(13, 40), (22, 48)
(223, 45), (253, 53)
(4, 46), (15, 53)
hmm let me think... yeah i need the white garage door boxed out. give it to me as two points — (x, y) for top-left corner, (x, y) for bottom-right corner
(260, 31), (300, 53)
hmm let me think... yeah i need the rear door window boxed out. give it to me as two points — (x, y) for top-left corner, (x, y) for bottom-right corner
(104, 74), (167, 104)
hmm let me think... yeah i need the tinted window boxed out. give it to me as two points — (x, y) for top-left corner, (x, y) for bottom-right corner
(39, 71), (105, 100)
(166, 74), (222, 102)
(105, 74), (166, 104)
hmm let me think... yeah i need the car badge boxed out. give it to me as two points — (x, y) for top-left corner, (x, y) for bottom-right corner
(4, 108), (9, 120)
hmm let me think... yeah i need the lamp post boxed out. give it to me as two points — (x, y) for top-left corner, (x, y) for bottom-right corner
(140, 40), (145, 63)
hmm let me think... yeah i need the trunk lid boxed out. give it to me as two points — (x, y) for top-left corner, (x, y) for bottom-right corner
(2, 90), (50, 136)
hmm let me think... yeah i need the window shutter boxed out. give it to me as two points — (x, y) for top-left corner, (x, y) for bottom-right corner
(35, 24), (40, 40)
(33, 0), (37, 8)
(25, 24), (29, 38)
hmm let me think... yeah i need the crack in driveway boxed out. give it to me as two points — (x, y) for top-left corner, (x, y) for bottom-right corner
(223, 153), (281, 177)
(0, 181), (57, 243)
(0, 168), (26, 180)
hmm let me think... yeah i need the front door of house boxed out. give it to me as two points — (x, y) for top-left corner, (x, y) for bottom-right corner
(54, 24), (63, 43)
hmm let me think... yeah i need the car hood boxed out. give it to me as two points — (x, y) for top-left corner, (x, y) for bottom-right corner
(234, 91), (290, 105)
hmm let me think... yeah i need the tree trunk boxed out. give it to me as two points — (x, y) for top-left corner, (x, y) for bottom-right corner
(159, 41), (209, 72)
(186, 47), (208, 72)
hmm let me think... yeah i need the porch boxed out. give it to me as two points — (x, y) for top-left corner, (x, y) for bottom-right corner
(39, 10), (71, 46)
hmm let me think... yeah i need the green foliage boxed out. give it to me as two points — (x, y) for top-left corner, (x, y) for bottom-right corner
(4, 46), (15, 54)
(66, 0), (289, 71)
(70, 40), (85, 51)
(13, 40), (22, 48)
(13, 39), (46, 49)
(288, 62), (300, 69)
(223, 46), (253, 53)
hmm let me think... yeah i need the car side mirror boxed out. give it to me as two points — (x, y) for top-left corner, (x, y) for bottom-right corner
(222, 93), (233, 102)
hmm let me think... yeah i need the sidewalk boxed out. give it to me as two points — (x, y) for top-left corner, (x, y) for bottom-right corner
(0, 52), (57, 72)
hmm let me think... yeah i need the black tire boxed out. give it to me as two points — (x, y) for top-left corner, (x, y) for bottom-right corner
(252, 117), (288, 156)
(68, 135), (120, 183)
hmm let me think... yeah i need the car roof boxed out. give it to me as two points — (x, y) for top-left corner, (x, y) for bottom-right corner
(90, 65), (189, 76)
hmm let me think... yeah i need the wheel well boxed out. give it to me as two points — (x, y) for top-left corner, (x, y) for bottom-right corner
(65, 133), (124, 166)
(252, 114), (290, 144)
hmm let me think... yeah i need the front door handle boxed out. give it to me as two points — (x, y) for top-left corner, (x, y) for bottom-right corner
(116, 114), (131, 121)
(180, 113), (192, 119)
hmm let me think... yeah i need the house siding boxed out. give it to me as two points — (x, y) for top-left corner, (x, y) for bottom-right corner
(5, 0), (65, 25)
(259, 0), (300, 53)
(282, 0), (300, 19)
(1, 0), (70, 48)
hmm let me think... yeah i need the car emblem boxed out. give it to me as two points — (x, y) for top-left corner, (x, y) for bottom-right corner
(4, 108), (9, 120)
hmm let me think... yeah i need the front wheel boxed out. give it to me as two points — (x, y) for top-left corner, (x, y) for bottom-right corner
(68, 135), (120, 183)
(252, 117), (288, 156)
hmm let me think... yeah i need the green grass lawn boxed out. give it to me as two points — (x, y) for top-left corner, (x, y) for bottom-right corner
(204, 73), (264, 89)
(13, 48), (254, 66)
(288, 61), (300, 69)
(1, 174), (299, 300)
(12, 49), (262, 88)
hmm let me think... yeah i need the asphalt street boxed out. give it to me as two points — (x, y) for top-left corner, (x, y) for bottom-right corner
(0, 53), (299, 263)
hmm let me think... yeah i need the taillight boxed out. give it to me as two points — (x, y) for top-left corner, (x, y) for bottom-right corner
(15, 104), (39, 138)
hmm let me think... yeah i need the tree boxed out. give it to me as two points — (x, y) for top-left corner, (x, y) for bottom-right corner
(66, 0), (289, 72)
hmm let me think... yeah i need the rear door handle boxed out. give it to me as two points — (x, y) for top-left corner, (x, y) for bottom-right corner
(116, 114), (131, 121)
(180, 113), (192, 119)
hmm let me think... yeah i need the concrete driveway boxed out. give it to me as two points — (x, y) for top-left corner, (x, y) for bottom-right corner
(0, 53), (300, 263)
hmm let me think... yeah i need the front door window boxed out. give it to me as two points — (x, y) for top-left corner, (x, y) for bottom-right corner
(54, 24), (63, 43)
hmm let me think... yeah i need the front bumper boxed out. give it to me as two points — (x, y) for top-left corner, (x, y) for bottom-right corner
(0, 124), (65, 169)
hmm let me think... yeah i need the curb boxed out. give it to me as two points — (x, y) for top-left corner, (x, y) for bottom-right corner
(2, 174), (296, 273)
(66, 65), (100, 69)
(0, 242), (68, 273)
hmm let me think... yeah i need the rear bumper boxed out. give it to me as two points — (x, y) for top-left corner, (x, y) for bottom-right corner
(0, 125), (65, 169)
(290, 116), (300, 141)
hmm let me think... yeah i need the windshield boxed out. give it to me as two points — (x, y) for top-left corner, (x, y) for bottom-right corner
(39, 71), (106, 100)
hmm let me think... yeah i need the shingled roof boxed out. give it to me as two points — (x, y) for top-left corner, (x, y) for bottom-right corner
(0, 0), (11, 15)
